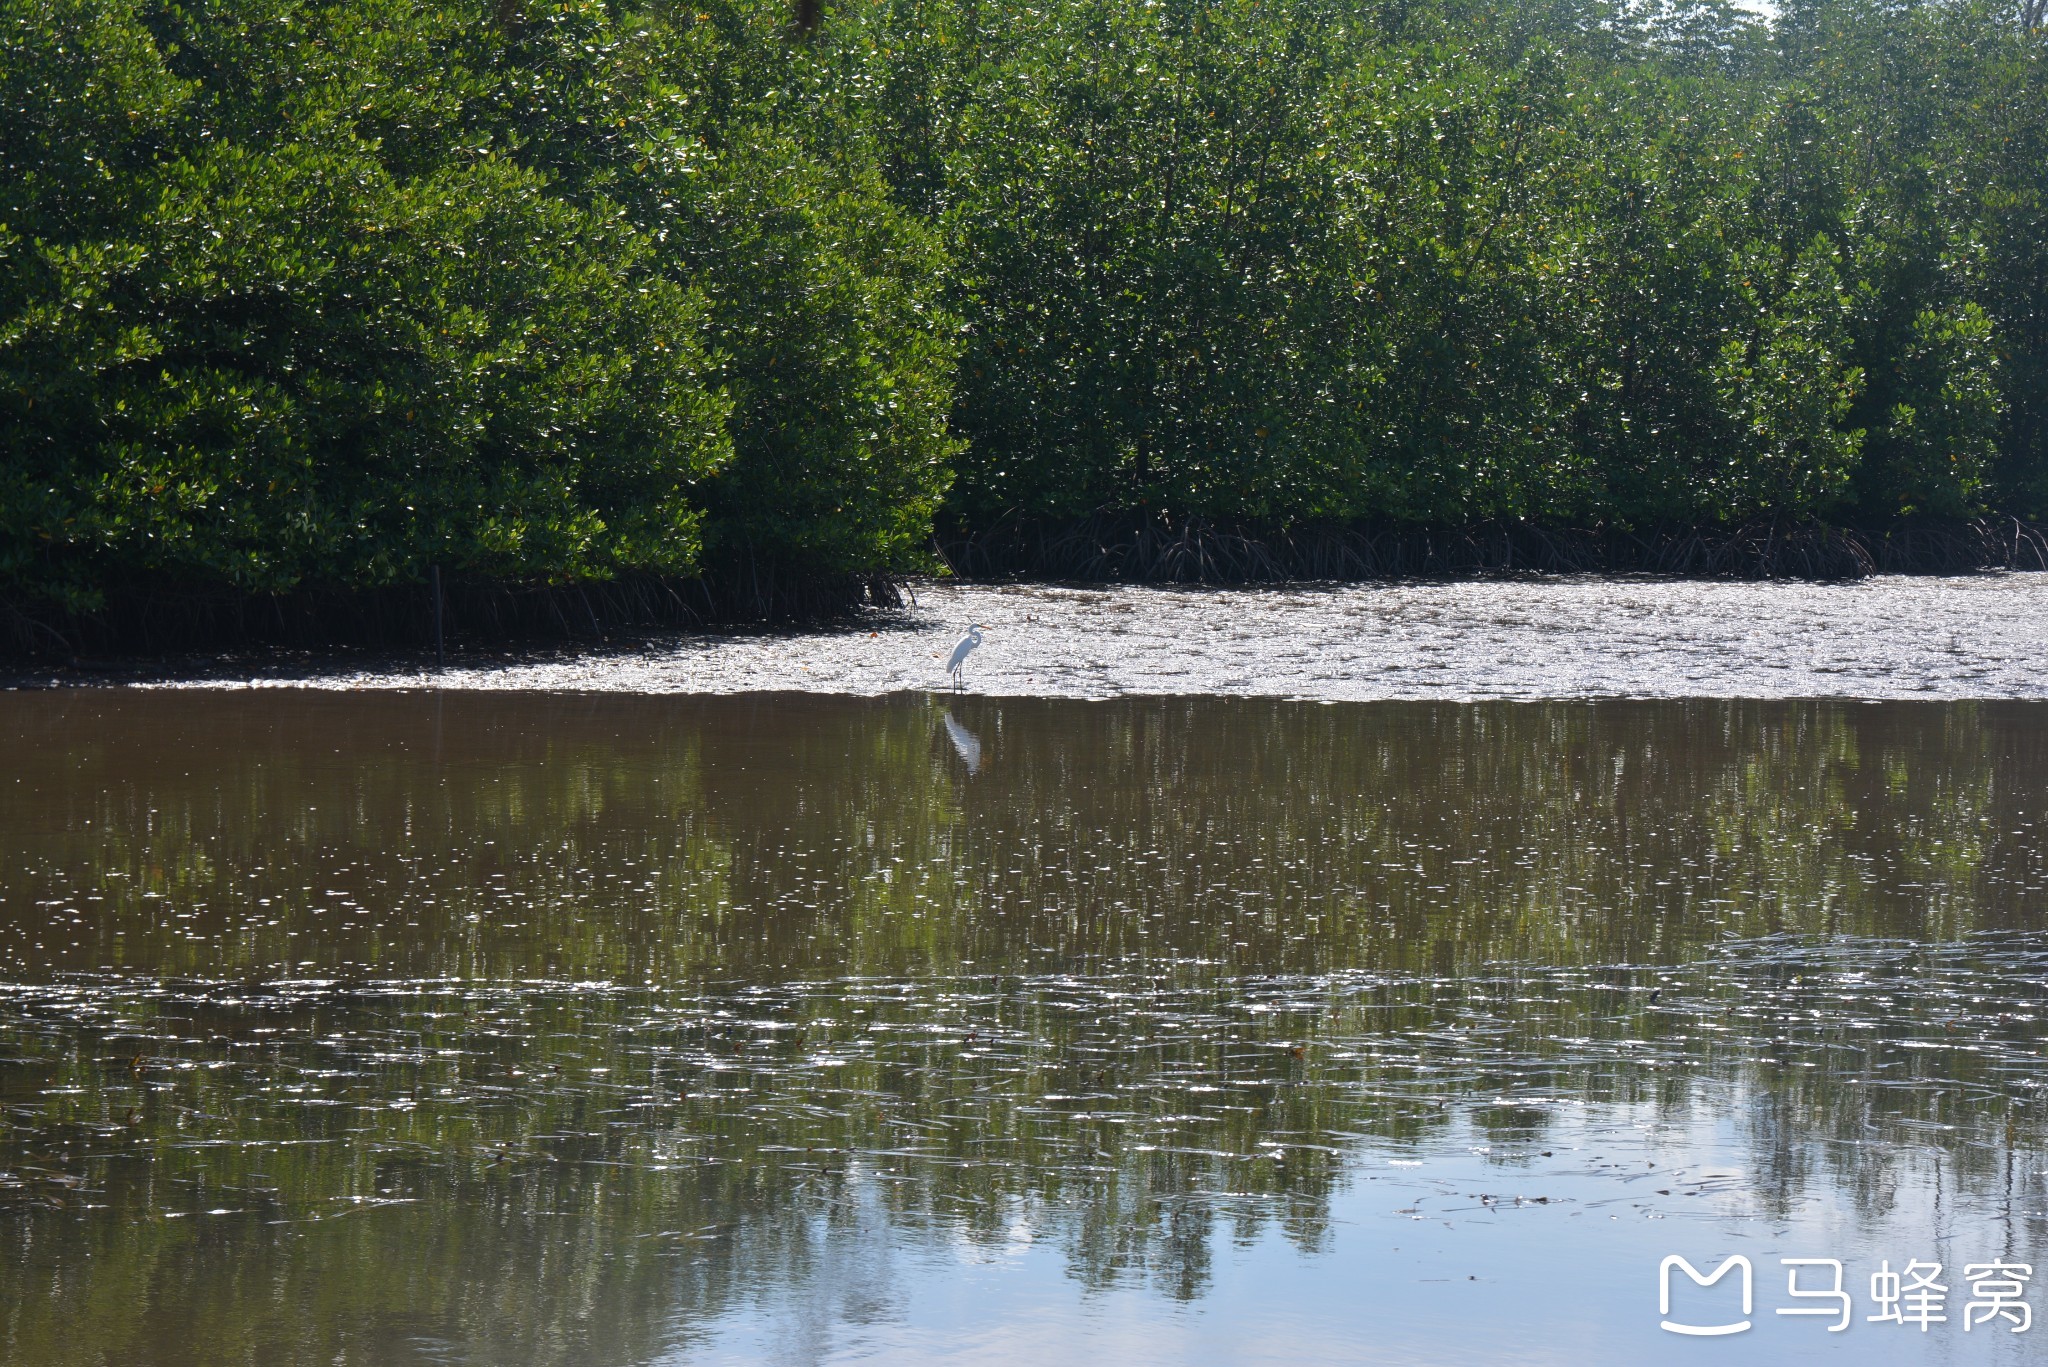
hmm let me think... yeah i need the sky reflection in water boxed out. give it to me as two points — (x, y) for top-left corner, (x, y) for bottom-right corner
(3, 692), (2048, 1364)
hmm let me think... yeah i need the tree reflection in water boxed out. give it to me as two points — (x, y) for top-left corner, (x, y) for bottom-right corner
(2, 694), (2047, 1363)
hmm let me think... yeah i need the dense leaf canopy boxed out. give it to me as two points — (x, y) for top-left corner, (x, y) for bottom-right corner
(2, 0), (2043, 619)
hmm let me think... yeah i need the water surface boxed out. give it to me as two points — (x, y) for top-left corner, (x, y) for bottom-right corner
(5, 692), (2048, 1364)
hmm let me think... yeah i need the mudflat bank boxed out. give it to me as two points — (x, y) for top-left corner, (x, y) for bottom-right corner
(27, 573), (2048, 701)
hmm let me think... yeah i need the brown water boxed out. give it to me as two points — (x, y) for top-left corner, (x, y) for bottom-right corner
(6, 691), (2048, 1364)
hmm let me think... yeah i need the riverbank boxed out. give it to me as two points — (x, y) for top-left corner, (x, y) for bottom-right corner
(10, 517), (2046, 669)
(13, 573), (2048, 701)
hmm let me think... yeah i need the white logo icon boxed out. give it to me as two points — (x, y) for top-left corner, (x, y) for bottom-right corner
(1660, 1255), (1754, 1336)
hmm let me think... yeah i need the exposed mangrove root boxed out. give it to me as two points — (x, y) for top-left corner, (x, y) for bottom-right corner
(7, 518), (2042, 665)
(936, 514), (2048, 585)
(1, 559), (905, 664)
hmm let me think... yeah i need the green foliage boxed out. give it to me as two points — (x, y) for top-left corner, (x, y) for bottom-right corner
(1704, 236), (1865, 518)
(472, 0), (962, 578)
(681, 141), (960, 578)
(1, 0), (737, 611)
(1864, 302), (2005, 517)
(3, 0), (2045, 627)
(833, 0), (2046, 534)
(0, 0), (958, 618)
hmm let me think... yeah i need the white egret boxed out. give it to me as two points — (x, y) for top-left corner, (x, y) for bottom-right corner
(947, 624), (985, 688)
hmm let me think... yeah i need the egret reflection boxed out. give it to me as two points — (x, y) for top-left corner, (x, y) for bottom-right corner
(942, 709), (983, 774)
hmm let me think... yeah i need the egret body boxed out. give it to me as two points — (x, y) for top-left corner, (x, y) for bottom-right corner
(947, 624), (985, 688)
